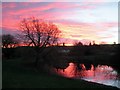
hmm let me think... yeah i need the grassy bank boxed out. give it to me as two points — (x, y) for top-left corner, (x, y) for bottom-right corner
(2, 58), (119, 89)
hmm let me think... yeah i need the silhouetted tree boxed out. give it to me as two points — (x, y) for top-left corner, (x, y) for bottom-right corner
(113, 42), (116, 44)
(74, 41), (83, 46)
(44, 47), (69, 72)
(56, 42), (59, 46)
(19, 17), (61, 67)
(63, 42), (65, 46)
(2, 34), (18, 48)
(93, 41), (96, 45)
(89, 42), (92, 46)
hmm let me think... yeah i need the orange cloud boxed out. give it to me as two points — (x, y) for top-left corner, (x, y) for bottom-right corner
(55, 20), (118, 44)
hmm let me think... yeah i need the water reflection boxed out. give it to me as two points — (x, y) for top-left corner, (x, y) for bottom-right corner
(54, 63), (120, 88)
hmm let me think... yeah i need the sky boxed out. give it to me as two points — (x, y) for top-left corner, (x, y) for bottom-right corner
(1, 0), (119, 45)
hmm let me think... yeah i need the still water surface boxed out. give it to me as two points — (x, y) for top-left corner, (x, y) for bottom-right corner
(54, 63), (120, 88)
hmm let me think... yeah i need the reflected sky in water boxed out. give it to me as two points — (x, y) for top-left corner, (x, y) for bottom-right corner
(54, 63), (120, 88)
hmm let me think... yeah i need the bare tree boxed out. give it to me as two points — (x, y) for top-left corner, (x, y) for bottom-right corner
(2, 34), (19, 48)
(19, 17), (61, 67)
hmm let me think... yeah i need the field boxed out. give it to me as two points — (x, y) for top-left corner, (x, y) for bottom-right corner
(2, 44), (120, 89)
(2, 58), (119, 89)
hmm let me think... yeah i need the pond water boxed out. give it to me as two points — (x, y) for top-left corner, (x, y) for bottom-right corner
(53, 63), (120, 88)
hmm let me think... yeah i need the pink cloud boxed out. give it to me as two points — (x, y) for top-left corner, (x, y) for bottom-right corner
(2, 2), (16, 8)
(2, 16), (20, 31)
(5, 2), (99, 16)
(2, 2), (102, 30)
(2, 2), (118, 44)
(2, 3), (82, 29)
(101, 22), (118, 27)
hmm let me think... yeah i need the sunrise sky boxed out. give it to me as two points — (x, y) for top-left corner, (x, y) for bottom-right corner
(1, 0), (119, 45)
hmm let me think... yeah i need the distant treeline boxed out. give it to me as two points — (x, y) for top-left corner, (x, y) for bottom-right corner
(2, 44), (120, 73)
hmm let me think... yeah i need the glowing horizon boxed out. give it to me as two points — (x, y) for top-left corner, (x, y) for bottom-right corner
(2, 1), (118, 45)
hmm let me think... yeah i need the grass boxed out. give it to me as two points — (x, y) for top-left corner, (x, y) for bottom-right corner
(2, 58), (119, 89)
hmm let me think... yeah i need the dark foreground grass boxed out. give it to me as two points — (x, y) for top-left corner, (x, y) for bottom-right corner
(2, 58), (119, 89)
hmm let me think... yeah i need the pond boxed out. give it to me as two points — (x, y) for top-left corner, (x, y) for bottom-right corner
(53, 63), (120, 88)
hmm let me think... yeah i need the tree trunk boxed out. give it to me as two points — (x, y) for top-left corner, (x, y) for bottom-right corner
(35, 47), (40, 68)
(35, 53), (39, 68)
(35, 49), (45, 69)
(34, 47), (46, 70)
